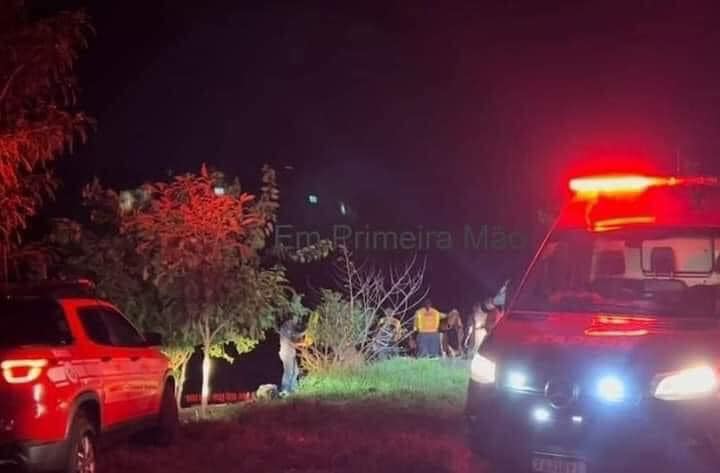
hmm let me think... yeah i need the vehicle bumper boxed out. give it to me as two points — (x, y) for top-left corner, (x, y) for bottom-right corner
(0, 440), (69, 472)
(466, 381), (720, 472)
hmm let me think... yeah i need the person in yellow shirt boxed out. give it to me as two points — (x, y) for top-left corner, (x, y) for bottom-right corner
(298, 310), (320, 348)
(414, 299), (445, 358)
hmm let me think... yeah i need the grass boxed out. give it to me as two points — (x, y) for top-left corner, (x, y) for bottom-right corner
(298, 357), (469, 406)
(103, 358), (482, 473)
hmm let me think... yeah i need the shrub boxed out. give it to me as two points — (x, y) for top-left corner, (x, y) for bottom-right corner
(298, 290), (367, 373)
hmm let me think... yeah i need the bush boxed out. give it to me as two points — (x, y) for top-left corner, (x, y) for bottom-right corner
(299, 290), (368, 373)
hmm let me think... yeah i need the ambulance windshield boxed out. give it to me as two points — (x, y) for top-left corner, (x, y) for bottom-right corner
(514, 228), (720, 318)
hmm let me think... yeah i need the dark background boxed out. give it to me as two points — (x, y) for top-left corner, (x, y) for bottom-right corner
(22, 1), (720, 388)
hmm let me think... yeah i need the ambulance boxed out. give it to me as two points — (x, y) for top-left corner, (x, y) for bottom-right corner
(466, 174), (720, 473)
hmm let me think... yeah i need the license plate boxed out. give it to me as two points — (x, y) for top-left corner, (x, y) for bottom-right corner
(531, 455), (587, 473)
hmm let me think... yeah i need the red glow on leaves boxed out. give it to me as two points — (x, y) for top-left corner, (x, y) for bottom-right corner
(123, 166), (263, 278)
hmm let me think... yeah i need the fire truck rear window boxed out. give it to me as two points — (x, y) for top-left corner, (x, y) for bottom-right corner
(0, 299), (73, 347)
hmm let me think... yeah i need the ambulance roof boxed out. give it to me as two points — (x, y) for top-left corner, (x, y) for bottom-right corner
(557, 174), (720, 231)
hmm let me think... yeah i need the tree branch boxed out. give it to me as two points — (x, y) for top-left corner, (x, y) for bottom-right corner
(0, 64), (24, 104)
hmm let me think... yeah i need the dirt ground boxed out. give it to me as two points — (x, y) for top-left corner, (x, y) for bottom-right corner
(102, 400), (485, 473)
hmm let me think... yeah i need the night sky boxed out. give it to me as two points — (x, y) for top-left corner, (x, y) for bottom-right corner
(40, 0), (720, 311)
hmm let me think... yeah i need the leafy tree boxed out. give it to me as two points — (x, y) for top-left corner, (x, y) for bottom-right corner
(124, 165), (291, 414)
(49, 181), (195, 405)
(51, 167), (296, 408)
(0, 3), (93, 280)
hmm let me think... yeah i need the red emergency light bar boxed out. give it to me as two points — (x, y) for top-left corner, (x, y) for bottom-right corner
(569, 175), (675, 194)
(569, 174), (720, 196)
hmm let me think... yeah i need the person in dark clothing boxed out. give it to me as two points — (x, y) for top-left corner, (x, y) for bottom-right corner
(442, 309), (464, 357)
(278, 318), (303, 394)
(464, 302), (489, 357)
(373, 309), (403, 360)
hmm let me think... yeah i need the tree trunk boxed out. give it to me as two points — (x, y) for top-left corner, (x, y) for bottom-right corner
(1, 244), (8, 284)
(175, 355), (190, 408)
(200, 345), (211, 417)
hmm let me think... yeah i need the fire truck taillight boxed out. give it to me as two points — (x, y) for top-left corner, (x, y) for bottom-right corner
(1, 359), (48, 384)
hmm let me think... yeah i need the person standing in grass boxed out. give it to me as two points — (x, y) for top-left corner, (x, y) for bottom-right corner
(414, 299), (444, 358)
(465, 301), (489, 357)
(373, 309), (403, 360)
(442, 309), (464, 358)
(278, 317), (304, 395)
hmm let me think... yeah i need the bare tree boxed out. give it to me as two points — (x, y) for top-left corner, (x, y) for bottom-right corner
(300, 246), (428, 372)
(339, 247), (428, 358)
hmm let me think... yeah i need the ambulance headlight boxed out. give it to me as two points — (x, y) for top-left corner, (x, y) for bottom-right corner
(532, 406), (551, 423)
(471, 354), (496, 384)
(507, 370), (528, 390)
(596, 375), (625, 402)
(654, 366), (718, 401)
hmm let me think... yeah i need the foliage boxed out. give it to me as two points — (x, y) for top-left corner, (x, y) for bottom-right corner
(50, 181), (167, 330)
(251, 164), (280, 250)
(207, 336), (258, 364)
(124, 165), (261, 282)
(162, 345), (194, 404)
(49, 180), (196, 403)
(0, 6), (93, 279)
(122, 165), (291, 413)
(287, 291), (311, 321)
(299, 247), (427, 373)
(274, 239), (335, 263)
(298, 290), (367, 373)
(49, 166), (294, 407)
